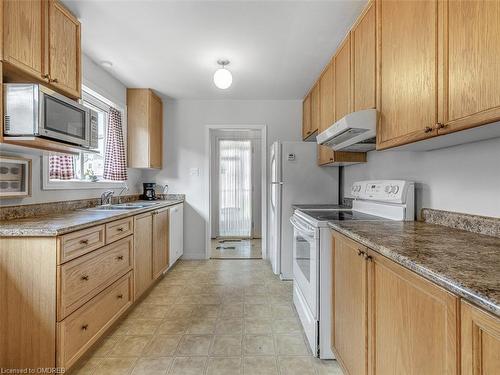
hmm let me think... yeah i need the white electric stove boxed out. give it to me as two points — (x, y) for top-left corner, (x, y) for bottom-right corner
(290, 180), (415, 358)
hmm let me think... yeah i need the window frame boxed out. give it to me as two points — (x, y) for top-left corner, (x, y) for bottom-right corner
(42, 86), (128, 190)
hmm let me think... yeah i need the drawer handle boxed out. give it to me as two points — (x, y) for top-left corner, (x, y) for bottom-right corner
(435, 122), (447, 130)
(50, 77), (59, 83)
(80, 239), (89, 245)
(357, 249), (365, 257)
(117, 294), (124, 299)
(364, 253), (373, 262)
(424, 126), (433, 133)
(117, 227), (125, 232)
(116, 255), (124, 261)
(81, 324), (89, 331)
(81, 275), (89, 281)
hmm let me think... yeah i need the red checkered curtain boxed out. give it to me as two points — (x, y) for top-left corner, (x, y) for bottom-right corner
(103, 107), (127, 181)
(49, 155), (75, 180)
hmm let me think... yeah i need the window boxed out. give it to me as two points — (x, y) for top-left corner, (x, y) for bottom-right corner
(43, 86), (127, 189)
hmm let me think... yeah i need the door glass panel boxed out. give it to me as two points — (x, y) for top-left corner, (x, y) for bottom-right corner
(295, 233), (311, 282)
(219, 140), (252, 237)
(44, 95), (86, 139)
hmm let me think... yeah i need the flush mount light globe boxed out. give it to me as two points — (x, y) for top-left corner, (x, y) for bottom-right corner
(213, 60), (232, 89)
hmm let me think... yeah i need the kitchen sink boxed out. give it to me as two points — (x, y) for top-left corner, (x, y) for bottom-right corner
(87, 202), (161, 211)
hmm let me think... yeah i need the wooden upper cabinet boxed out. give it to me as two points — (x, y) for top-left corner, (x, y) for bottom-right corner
(352, 1), (376, 111)
(152, 208), (169, 279)
(320, 62), (335, 132)
(302, 94), (312, 140)
(1, 0), (81, 99)
(48, 0), (81, 98)
(1, 0), (46, 79)
(127, 88), (164, 169)
(461, 301), (500, 375)
(441, 0), (500, 134)
(334, 36), (351, 121)
(376, 0), (439, 149)
(369, 249), (459, 375)
(310, 83), (320, 136)
(331, 232), (368, 375)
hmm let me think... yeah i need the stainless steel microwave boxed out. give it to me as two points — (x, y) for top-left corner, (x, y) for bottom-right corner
(3, 83), (98, 149)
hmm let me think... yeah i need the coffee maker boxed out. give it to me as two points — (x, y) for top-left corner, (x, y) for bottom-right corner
(140, 182), (157, 200)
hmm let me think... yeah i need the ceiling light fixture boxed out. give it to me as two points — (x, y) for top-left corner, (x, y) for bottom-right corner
(213, 60), (232, 89)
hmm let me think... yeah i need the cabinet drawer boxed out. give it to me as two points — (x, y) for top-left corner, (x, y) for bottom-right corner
(58, 225), (106, 264)
(106, 217), (133, 244)
(57, 272), (133, 369)
(57, 236), (133, 320)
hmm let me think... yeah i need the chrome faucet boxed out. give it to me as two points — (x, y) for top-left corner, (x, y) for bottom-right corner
(101, 190), (114, 205)
(118, 184), (129, 203)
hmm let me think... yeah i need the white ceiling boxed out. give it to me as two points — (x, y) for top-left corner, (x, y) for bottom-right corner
(63, 0), (366, 100)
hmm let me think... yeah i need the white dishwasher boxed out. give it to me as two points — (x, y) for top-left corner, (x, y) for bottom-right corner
(169, 203), (184, 267)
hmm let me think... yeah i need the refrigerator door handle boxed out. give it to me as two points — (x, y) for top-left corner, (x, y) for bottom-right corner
(271, 182), (284, 185)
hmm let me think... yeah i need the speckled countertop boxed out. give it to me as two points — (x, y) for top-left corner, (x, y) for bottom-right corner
(328, 220), (500, 317)
(0, 199), (184, 237)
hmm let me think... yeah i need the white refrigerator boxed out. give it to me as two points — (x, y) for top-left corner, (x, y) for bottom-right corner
(269, 141), (339, 280)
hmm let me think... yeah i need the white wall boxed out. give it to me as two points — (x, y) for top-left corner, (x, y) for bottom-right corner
(144, 99), (302, 259)
(0, 55), (143, 206)
(342, 137), (500, 218)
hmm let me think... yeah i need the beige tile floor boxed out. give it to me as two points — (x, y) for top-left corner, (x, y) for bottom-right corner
(70, 259), (343, 375)
(210, 239), (262, 259)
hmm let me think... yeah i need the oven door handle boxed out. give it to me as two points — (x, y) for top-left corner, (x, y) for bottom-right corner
(290, 216), (316, 237)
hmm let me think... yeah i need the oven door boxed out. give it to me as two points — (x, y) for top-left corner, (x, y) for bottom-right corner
(38, 86), (90, 147)
(290, 215), (318, 317)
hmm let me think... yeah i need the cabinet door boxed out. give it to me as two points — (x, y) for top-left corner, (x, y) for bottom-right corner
(334, 36), (351, 121)
(310, 83), (320, 135)
(352, 1), (376, 111)
(368, 250), (459, 375)
(441, 0), (500, 134)
(149, 92), (163, 169)
(376, 0), (439, 149)
(48, 0), (81, 98)
(302, 94), (312, 140)
(461, 301), (500, 375)
(152, 208), (169, 279)
(2, 0), (46, 79)
(134, 213), (153, 298)
(332, 232), (368, 375)
(320, 62), (335, 132)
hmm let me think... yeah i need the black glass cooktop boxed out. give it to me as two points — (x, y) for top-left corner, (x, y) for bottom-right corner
(300, 209), (387, 221)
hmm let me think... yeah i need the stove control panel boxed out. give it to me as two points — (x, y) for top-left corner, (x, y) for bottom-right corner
(350, 180), (414, 204)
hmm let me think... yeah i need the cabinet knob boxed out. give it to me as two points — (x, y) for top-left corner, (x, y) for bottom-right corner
(357, 249), (365, 257)
(435, 122), (447, 130)
(364, 253), (373, 262)
(50, 78), (58, 83)
(117, 227), (124, 232)
(41, 73), (50, 80)
(80, 239), (89, 245)
(307, 131), (311, 134)
(116, 255), (124, 261)
(81, 275), (89, 281)
(424, 126), (433, 133)
(81, 324), (89, 331)
(117, 294), (123, 299)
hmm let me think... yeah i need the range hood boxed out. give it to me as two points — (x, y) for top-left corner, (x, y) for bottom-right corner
(316, 109), (377, 152)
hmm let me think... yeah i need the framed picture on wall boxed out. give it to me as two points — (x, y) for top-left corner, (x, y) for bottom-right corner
(0, 156), (32, 198)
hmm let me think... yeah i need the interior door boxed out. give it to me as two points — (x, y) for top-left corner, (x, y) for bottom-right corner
(218, 139), (253, 238)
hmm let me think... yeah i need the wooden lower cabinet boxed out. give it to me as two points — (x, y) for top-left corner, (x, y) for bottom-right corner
(152, 207), (169, 279)
(331, 230), (461, 375)
(134, 212), (154, 298)
(331, 232), (368, 375)
(461, 301), (500, 375)
(368, 250), (459, 375)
